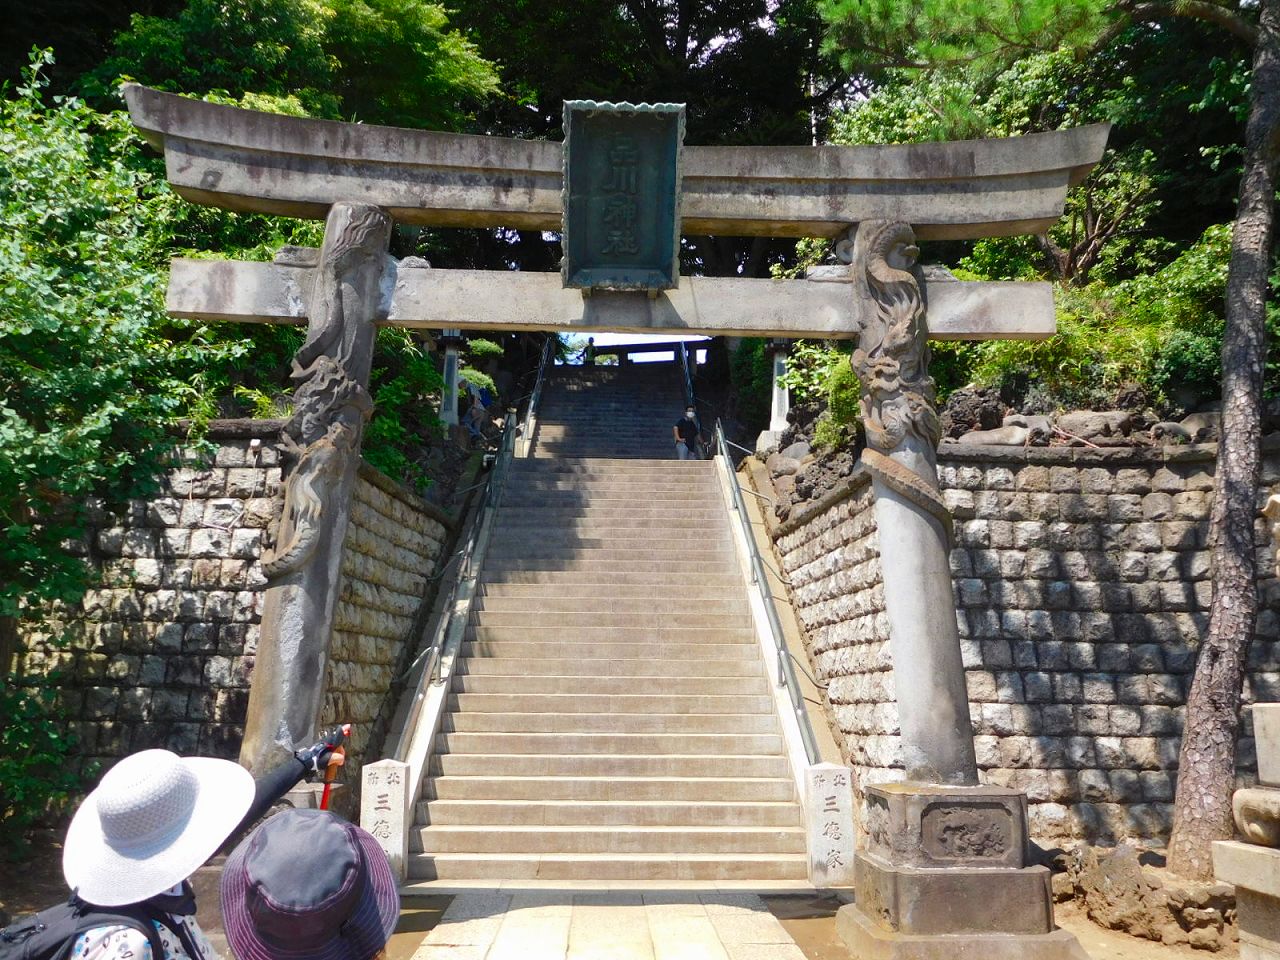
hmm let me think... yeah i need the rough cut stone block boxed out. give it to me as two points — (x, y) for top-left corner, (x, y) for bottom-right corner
(360, 759), (410, 880)
(806, 763), (856, 887)
(1253, 704), (1280, 787)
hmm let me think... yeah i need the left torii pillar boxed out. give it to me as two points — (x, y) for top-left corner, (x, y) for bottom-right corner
(240, 202), (393, 773)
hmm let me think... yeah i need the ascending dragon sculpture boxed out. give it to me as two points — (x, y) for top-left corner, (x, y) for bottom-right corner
(845, 221), (952, 543)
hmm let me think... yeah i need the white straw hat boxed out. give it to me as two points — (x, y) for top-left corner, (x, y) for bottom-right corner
(63, 749), (255, 906)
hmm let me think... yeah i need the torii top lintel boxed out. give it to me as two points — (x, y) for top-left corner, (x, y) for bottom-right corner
(123, 84), (1109, 242)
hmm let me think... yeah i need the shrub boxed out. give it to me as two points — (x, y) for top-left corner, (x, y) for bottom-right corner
(0, 677), (91, 861)
(729, 339), (772, 432)
(464, 338), (504, 359)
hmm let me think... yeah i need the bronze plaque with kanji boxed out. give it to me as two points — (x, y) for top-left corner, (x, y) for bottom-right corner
(561, 100), (684, 291)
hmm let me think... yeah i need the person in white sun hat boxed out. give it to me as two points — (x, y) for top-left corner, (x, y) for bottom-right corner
(57, 730), (346, 960)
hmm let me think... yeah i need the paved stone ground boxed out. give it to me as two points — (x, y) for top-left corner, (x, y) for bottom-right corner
(407, 891), (808, 960)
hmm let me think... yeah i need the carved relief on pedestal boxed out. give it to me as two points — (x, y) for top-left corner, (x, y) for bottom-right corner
(921, 802), (1013, 861)
(866, 790), (892, 855)
(840, 221), (953, 539)
(261, 202), (392, 581)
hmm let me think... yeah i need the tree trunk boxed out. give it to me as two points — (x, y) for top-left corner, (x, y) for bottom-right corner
(1167, 0), (1280, 880)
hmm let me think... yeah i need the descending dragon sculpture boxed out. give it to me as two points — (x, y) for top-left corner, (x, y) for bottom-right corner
(261, 203), (390, 580)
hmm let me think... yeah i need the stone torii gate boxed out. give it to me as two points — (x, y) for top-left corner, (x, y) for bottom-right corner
(127, 84), (1106, 957)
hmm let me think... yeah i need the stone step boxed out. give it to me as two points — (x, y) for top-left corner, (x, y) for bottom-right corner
(416, 799), (802, 828)
(488, 529), (728, 546)
(429, 753), (790, 778)
(456, 657), (761, 678)
(477, 583), (741, 600)
(471, 596), (745, 616)
(508, 461), (714, 476)
(434, 731), (784, 757)
(483, 547), (736, 565)
(529, 449), (682, 460)
(441, 711), (778, 734)
(411, 824), (806, 855)
(496, 507), (726, 523)
(499, 494), (713, 509)
(450, 674), (768, 696)
(532, 427), (691, 440)
(486, 537), (732, 556)
(504, 477), (718, 491)
(460, 640), (758, 661)
(465, 625), (756, 644)
(480, 569), (741, 585)
(512, 455), (705, 465)
(481, 559), (734, 576)
(406, 852), (809, 881)
(424, 775), (797, 803)
(447, 692), (775, 716)
(469, 611), (749, 630)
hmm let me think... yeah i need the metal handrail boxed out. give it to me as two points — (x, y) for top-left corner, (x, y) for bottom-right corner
(678, 342), (696, 412)
(519, 337), (554, 456)
(393, 409), (519, 762)
(714, 418), (819, 765)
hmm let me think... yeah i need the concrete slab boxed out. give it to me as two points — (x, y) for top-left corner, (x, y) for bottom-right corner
(403, 890), (813, 960)
(166, 257), (1057, 341)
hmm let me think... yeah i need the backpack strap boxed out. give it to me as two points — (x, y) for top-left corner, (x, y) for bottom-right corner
(63, 902), (168, 960)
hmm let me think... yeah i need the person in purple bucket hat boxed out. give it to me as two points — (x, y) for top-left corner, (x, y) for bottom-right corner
(220, 809), (398, 960)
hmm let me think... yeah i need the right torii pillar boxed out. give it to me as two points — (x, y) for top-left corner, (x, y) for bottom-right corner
(837, 221), (1087, 960)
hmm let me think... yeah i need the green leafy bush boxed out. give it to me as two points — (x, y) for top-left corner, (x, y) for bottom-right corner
(465, 338), (504, 359)
(0, 54), (240, 618)
(363, 330), (445, 490)
(86, 0), (499, 130)
(729, 339), (771, 432)
(777, 341), (848, 404)
(458, 366), (497, 395)
(0, 677), (91, 861)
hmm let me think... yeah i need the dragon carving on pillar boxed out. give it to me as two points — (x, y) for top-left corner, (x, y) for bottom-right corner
(840, 220), (953, 539)
(262, 203), (391, 579)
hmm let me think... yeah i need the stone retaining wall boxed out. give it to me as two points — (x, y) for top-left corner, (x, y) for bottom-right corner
(19, 421), (285, 769)
(20, 421), (453, 780)
(773, 475), (902, 828)
(321, 463), (452, 797)
(769, 440), (1280, 846)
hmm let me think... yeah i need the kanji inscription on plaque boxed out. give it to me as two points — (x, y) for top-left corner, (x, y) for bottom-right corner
(562, 100), (684, 291)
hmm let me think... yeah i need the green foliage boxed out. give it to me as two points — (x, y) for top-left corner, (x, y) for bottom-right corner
(729, 339), (772, 432)
(778, 341), (847, 404)
(458, 366), (497, 395)
(363, 330), (445, 491)
(0, 54), (239, 617)
(813, 361), (862, 450)
(956, 222), (1280, 412)
(465, 338), (504, 359)
(818, 0), (1108, 75)
(87, 0), (498, 129)
(0, 677), (93, 860)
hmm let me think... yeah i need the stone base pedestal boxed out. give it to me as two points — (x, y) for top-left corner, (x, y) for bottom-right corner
(756, 429), (784, 454)
(1215, 841), (1280, 959)
(837, 904), (1088, 960)
(837, 782), (1086, 960)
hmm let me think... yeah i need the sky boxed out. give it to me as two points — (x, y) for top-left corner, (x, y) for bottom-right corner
(564, 331), (709, 364)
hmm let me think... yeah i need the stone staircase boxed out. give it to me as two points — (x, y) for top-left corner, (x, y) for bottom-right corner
(406, 362), (807, 884)
(529, 365), (682, 459)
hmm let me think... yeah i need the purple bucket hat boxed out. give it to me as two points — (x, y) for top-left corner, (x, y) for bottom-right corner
(220, 809), (398, 960)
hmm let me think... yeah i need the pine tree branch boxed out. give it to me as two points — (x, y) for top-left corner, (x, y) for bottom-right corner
(1100, 0), (1259, 49)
